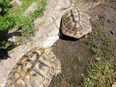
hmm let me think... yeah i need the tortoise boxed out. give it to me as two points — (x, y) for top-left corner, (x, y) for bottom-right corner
(5, 48), (61, 87)
(60, 8), (92, 39)
(59, 0), (101, 39)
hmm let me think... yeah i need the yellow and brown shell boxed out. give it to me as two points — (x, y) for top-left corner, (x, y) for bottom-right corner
(6, 48), (61, 87)
(61, 9), (92, 39)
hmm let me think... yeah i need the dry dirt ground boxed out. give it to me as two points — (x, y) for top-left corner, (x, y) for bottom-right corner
(49, 1), (116, 87)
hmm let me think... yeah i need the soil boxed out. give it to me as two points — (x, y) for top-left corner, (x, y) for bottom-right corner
(49, 1), (116, 87)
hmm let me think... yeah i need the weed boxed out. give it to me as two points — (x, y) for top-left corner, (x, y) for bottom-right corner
(81, 14), (116, 87)
(0, 0), (14, 31)
(0, 41), (17, 59)
(82, 60), (115, 87)
(74, 53), (84, 62)
(0, 0), (47, 58)
(0, 0), (47, 36)
(8, 0), (48, 36)
(84, 17), (115, 59)
(0, 41), (9, 49)
(91, 47), (102, 56)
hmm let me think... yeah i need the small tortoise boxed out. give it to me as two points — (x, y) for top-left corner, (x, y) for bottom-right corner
(6, 48), (61, 87)
(60, 8), (92, 39)
(59, 0), (101, 39)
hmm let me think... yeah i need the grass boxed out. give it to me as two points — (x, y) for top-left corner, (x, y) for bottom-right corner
(82, 60), (116, 87)
(0, 0), (14, 31)
(91, 47), (102, 56)
(8, 0), (48, 36)
(84, 16), (115, 59)
(0, 0), (47, 38)
(0, 41), (9, 49)
(0, 0), (47, 58)
(73, 53), (84, 62)
(81, 15), (116, 87)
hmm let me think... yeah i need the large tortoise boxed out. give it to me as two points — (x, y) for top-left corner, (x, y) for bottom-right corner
(5, 48), (61, 87)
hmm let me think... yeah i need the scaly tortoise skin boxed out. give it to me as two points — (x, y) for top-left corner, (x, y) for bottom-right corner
(61, 8), (92, 39)
(6, 48), (61, 87)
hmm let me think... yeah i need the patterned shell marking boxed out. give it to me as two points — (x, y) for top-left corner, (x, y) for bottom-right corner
(61, 9), (92, 39)
(6, 48), (61, 87)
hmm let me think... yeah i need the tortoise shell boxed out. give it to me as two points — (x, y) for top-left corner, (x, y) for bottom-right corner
(6, 48), (61, 87)
(61, 9), (92, 39)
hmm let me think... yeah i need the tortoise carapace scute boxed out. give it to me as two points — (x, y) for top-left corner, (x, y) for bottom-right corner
(6, 48), (61, 87)
(61, 8), (92, 39)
